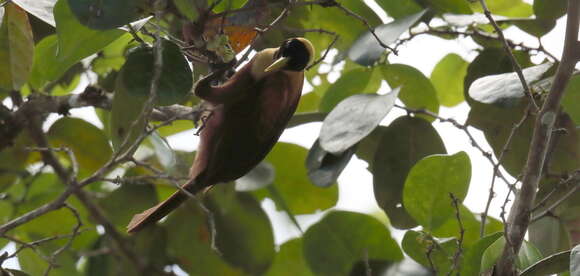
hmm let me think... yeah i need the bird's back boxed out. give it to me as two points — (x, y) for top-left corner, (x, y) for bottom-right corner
(191, 70), (304, 186)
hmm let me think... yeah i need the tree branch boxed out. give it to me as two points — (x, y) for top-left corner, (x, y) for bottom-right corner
(0, 86), (200, 153)
(496, 1), (580, 274)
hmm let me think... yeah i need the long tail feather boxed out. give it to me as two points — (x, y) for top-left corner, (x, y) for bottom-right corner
(127, 179), (202, 233)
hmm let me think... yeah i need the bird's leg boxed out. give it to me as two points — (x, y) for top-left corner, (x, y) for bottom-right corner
(195, 110), (214, 136)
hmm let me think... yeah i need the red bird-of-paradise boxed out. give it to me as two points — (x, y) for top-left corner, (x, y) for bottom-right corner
(127, 38), (315, 233)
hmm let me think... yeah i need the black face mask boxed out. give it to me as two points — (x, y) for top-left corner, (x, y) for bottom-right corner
(274, 39), (310, 71)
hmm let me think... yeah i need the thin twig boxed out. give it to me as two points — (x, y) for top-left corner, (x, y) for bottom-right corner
(330, 1), (398, 54)
(395, 26), (558, 61)
(480, 104), (531, 237)
(496, 0), (580, 273)
(308, 33), (339, 70)
(43, 203), (83, 276)
(479, 0), (539, 110)
(127, 23), (147, 46)
(448, 193), (464, 276)
(531, 171), (580, 222)
(425, 240), (438, 274)
(395, 105), (512, 187)
(363, 249), (372, 276)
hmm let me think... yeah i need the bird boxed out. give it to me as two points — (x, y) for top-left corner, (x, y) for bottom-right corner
(127, 38), (314, 233)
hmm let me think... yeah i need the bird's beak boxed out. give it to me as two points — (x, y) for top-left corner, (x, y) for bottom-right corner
(264, 57), (289, 73)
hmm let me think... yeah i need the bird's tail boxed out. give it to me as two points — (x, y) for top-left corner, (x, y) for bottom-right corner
(126, 179), (202, 233)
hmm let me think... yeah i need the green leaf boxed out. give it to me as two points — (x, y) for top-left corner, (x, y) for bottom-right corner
(468, 101), (580, 177)
(109, 63), (148, 153)
(373, 116), (446, 229)
(235, 161), (275, 191)
(204, 185), (275, 275)
(481, 237), (543, 272)
(401, 230), (457, 274)
(48, 117), (112, 176)
(54, 0), (125, 70)
(90, 32), (133, 75)
(403, 152), (471, 230)
(521, 250), (571, 276)
(354, 125), (387, 172)
(26, 35), (76, 89)
(11, 0), (56, 26)
(319, 88), (399, 154)
(0, 131), (31, 191)
(469, 0), (532, 17)
(468, 63), (552, 106)
(303, 211), (403, 276)
(534, 0), (567, 21)
(381, 63), (439, 121)
(426, 0), (473, 14)
(430, 53), (468, 107)
(148, 131), (176, 170)
(288, 112), (327, 128)
(99, 183), (158, 227)
(156, 119), (195, 136)
(571, 244), (580, 275)
(21, 249), (88, 275)
(67, 0), (140, 29)
(464, 48), (532, 104)
(460, 232), (503, 276)
(263, 142), (338, 214)
(347, 10), (426, 66)
(212, 0), (248, 13)
(174, 0), (200, 20)
(513, 18), (557, 38)
(18, 249), (50, 275)
(376, 0), (423, 19)
(265, 238), (315, 276)
(529, 216), (571, 257)
(48, 64), (82, 95)
(0, 3), (34, 93)
(432, 204), (493, 248)
(562, 75), (580, 124)
(480, 235), (505, 272)
(0, 199), (13, 225)
(296, 91), (322, 113)
(11, 173), (61, 215)
(121, 41), (193, 106)
(86, 229), (166, 275)
(164, 201), (245, 276)
(301, 1), (382, 60)
(29, 0), (129, 89)
(519, 240), (544, 270)
(319, 67), (380, 112)
(305, 139), (355, 188)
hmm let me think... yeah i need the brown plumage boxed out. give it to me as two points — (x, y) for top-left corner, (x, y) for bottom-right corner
(127, 38), (314, 233)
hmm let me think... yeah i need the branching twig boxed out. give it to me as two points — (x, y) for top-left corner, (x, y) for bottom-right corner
(0, 86), (201, 152)
(395, 26), (558, 62)
(531, 170), (580, 222)
(425, 240), (438, 274)
(395, 105), (513, 187)
(479, 0), (539, 110)
(480, 104), (532, 236)
(43, 203), (83, 276)
(496, 2), (580, 273)
(308, 32), (339, 70)
(448, 193), (464, 276)
(327, 0), (397, 54)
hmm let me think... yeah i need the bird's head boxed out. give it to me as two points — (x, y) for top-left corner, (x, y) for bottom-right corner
(264, 38), (314, 73)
